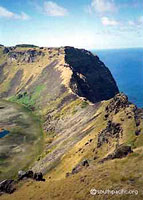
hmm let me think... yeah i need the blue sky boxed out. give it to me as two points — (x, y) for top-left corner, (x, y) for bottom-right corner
(0, 0), (143, 49)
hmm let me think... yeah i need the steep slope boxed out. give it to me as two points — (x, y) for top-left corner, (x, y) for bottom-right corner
(1, 93), (143, 200)
(0, 100), (43, 181)
(65, 47), (119, 102)
(0, 45), (118, 106)
(0, 45), (119, 176)
(1, 45), (143, 200)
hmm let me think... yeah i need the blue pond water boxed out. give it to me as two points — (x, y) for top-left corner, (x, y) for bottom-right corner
(92, 48), (143, 108)
(0, 130), (10, 138)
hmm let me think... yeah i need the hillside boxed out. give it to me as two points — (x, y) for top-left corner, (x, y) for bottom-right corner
(0, 45), (143, 200)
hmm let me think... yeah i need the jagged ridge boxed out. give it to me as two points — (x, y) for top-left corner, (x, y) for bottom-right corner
(0, 45), (119, 105)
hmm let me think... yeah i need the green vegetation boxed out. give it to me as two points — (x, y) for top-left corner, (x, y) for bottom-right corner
(1, 47), (143, 200)
(9, 93), (35, 110)
(9, 85), (45, 110)
(81, 100), (89, 108)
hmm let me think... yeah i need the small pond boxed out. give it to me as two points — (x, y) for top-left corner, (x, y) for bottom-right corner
(0, 130), (10, 138)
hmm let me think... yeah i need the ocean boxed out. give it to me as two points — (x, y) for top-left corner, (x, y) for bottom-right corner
(92, 48), (143, 108)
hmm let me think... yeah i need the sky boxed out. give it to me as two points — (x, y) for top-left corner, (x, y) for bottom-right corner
(0, 0), (143, 49)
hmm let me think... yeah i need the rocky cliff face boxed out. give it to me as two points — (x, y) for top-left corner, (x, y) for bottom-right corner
(0, 45), (119, 105)
(65, 47), (119, 102)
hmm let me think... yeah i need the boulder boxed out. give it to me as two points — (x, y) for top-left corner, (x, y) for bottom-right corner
(33, 172), (45, 181)
(0, 180), (15, 194)
(81, 159), (89, 167)
(72, 159), (89, 175)
(26, 170), (34, 178)
(18, 170), (34, 180)
(99, 144), (133, 163)
(112, 145), (133, 159)
(18, 170), (27, 180)
(105, 93), (130, 115)
(3, 48), (9, 54)
(97, 120), (123, 148)
(135, 130), (141, 136)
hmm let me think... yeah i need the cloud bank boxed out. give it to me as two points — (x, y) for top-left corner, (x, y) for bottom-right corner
(0, 6), (30, 20)
(90, 0), (116, 14)
(44, 1), (68, 16)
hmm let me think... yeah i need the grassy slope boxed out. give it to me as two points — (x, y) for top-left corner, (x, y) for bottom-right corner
(0, 46), (143, 200)
(1, 97), (143, 200)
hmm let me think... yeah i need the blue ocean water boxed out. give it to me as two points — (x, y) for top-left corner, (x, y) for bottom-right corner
(92, 48), (143, 108)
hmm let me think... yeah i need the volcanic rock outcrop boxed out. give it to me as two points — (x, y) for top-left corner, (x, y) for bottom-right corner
(0, 45), (119, 104)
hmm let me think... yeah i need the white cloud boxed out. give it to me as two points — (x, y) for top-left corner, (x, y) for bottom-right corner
(0, 6), (30, 20)
(44, 1), (68, 16)
(0, 6), (14, 18)
(101, 17), (118, 26)
(128, 16), (143, 26)
(90, 0), (116, 14)
(20, 12), (30, 20)
(128, 20), (136, 26)
(138, 16), (143, 24)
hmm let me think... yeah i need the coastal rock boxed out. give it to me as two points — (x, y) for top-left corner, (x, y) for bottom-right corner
(65, 47), (119, 103)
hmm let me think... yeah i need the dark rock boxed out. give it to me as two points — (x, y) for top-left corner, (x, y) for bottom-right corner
(104, 114), (109, 120)
(97, 121), (123, 148)
(81, 159), (89, 167)
(18, 170), (27, 180)
(65, 47), (119, 103)
(93, 156), (98, 160)
(18, 170), (34, 180)
(3, 48), (9, 54)
(71, 159), (89, 175)
(80, 177), (85, 182)
(72, 165), (82, 174)
(17, 93), (23, 99)
(15, 44), (38, 48)
(89, 139), (93, 143)
(135, 130), (141, 136)
(0, 106), (5, 109)
(105, 93), (130, 115)
(26, 170), (34, 178)
(18, 170), (45, 181)
(33, 172), (45, 181)
(66, 172), (70, 177)
(0, 180), (15, 194)
(112, 145), (133, 159)
(135, 120), (140, 127)
(100, 145), (133, 163)
(8, 49), (44, 63)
